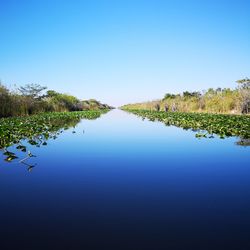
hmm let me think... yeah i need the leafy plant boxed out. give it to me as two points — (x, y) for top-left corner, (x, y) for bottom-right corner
(0, 110), (109, 150)
(124, 110), (250, 140)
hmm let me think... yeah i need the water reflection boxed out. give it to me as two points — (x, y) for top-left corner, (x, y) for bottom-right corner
(19, 151), (37, 172)
(0, 111), (107, 169)
(129, 111), (250, 146)
(236, 138), (250, 147)
(0, 109), (249, 249)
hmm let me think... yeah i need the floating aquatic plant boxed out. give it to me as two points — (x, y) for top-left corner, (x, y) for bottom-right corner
(0, 110), (108, 163)
(125, 110), (250, 140)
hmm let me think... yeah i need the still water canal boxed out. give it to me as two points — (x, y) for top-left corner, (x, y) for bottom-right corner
(0, 109), (250, 249)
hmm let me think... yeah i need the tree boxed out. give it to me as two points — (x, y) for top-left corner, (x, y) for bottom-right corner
(0, 82), (11, 117)
(18, 83), (47, 99)
(236, 78), (250, 89)
(183, 91), (191, 98)
(236, 78), (250, 114)
(216, 87), (222, 93)
(206, 88), (216, 97)
(46, 90), (59, 97)
(183, 91), (201, 98)
(163, 93), (175, 100)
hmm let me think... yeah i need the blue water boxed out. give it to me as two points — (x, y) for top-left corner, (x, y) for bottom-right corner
(0, 110), (250, 250)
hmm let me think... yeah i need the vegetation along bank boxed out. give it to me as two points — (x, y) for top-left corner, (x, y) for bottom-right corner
(124, 110), (250, 140)
(0, 82), (113, 118)
(122, 78), (250, 115)
(0, 110), (107, 155)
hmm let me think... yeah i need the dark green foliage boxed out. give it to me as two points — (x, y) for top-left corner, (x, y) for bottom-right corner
(46, 90), (59, 97)
(125, 110), (250, 139)
(0, 110), (108, 163)
(0, 110), (108, 150)
(183, 91), (201, 98)
(47, 93), (83, 111)
(163, 93), (176, 100)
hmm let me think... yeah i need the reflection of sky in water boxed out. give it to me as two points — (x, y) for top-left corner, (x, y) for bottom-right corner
(0, 110), (250, 249)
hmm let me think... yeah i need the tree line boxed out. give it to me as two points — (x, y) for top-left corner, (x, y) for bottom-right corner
(122, 78), (250, 114)
(0, 83), (113, 117)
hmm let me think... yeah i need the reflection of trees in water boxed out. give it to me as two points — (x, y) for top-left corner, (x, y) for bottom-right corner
(236, 138), (250, 147)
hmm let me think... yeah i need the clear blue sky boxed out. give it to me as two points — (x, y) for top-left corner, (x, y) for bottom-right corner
(0, 0), (249, 106)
